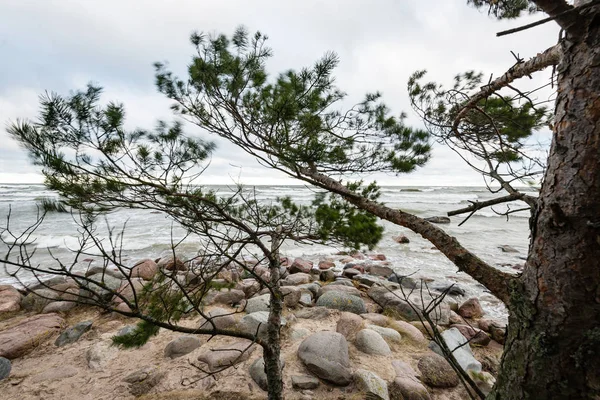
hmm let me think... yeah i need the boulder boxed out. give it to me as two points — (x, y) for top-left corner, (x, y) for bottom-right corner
(431, 283), (466, 297)
(429, 327), (482, 373)
(316, 291), (366, 314)
(249, 356), (285, 391)
(289, 327), (309, 341)
(369, 254), (387, 261)
(297, 331), (352, 385)
(388, 320), (427, 344)
(364, 264), (393, 277)
(468, 370), (496, 396)
(354, 369), (389, 400)
(0, 357), (11, 381)
(366, 324), (402, 343)
(387, 274), (419, 290)
(329, 278), (356, 287)
(490, 325), (506, 344)
(354, 274), (399, 288)
(418, 353), (459, 388)
(281, 286), (301, 308)
(212, 289), (245, 306)
(113, 278), (145, 303)
(297, 282), (321, 298)
(86, 341), (118, 369)
(361, 313), (389, 327)
(336, 312), (365, 340)
(0, 285), (21, 313)
(79, 273), (122, 302)
(393, 235), (410, 244)
(318, 260), (335, 270)
(355, 329), (391, 356)
(291, 374), (320, 390)
(236, 279), (261, 298)
(115, 325), (137, 338)
(245, 294), (270, 313)
(83, 266), (124, 279)
(458, 298), (484, 319)
(21, 289), (61, 312)
(157, 256), (187, 271)
(42, 301), (77, 313)
(240, 311), (286, 339)
(0, 313), (64, 359)
(342, 268), (362, 279)
(289, 258), (313, 274)
(390, 360), (431, 400)
(123, 366), (165, 396)
(130, 259), (159, 280)
(498, 245), (519, 253)
(281, 273), (312, 286)
(368, 287), (450, 325)
(197, 340), (256, 371)
(477, 318), (506, 333)
(295, 306), (332, 320)
(199, 307), (237, 331)
(318, 284), (361, 298)
(450, 324), (491, 346)
(164, 335), (203, 359)
(55, 320), (93, 347)
(424, 216), (451, 224)
(319, 269), (335, 282)
(299, 291), (313, 306)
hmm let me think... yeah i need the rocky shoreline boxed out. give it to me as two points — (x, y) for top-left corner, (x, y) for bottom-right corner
(0, 251), (505, 399)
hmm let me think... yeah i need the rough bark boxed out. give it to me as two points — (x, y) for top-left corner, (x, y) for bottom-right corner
(490, 9), (600, 399)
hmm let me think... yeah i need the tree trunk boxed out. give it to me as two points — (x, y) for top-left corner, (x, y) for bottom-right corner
(264, 233), (284, 400)
(490, 14), (600, 399)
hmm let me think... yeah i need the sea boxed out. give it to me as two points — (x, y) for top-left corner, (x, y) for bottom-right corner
(0, 184), (535, 320)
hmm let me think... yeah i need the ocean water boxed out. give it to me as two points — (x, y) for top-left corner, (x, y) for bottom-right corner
(0, 184), (534, 320)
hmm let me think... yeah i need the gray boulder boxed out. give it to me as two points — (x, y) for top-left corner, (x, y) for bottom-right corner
(43, 301), (77, 313)
(297, 331), (352, 385)
(281, 273), (312, 286)
(318, 284), (361, 298)
(291, 374), (320, 390)
(417, 353), (459, 388)
(21, 289), (60, 312)
(368, 287), (450, 325)
(0, 357), (10, 381)
(316, 291), (366, 314)
(336, 312), (365, 340)
(354, 369), (389, 400)
(197, 340), (256, 371)
(79, 273), (122, 302)
(164, 336), (203, 359)
(199, 307), (237, 331)
(365, 324), (402, 343)
(240, 311), (286, 339)
(249, 356), (285, 391)
(355, 329), (391, 356)
(281, 286), (302, 307)
(55, 320), (93, 347)
(429, 327), (482, 373)
(245, 294), (270, 313)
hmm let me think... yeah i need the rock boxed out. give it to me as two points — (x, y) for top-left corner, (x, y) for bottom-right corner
(355, 329), (391, 355)
(249, 356), (285, 391)
(364, 264), (393, 277)
(468, 370), (496, 396)
(79, 273), (122, 302)
(318, 260), (335, 270)
(123, 366), (165, 396)
(240, 311), (286, 339)
(393, 235), (410, 244)
(236, 279), (261, 298)
(418, 353), (459, 388)
(369, 254), (387, 261)
(157, 256), (187, 271)
(297, 282), (321, 298)
(289, 327), (309, 341)
(336, 312), (365, 340)
(114, 302), (132, 313)
(197, 340), (256, 371)
(318, 284), (361, 298)
(299, 291), (313, 306)
(477, 318), (506, 333)
(295, 306), (332, 320)
(200, 307), (237, 331)
(21, 289), (61, 312)
(55, 320), (93, 347)
(130, 259), (159, 280)
(319, 269), (335, 282)
(86, 341), (118, 369)
(290, 258), (313, 274)
(245, 294), (270, 313)
(297, 331), (352, 385)
(281, 286), (302, 308)
(368, 287), (450, 325)
(498, 245), (519, 253)
(432, 283), (466, 297)
(164, 335), (203, 358)
(458, 298), (484, 319)
(42, 300), (77, 313)
(450, 324), (491, 346)
(366, 324), (402, 343)
(361, 313), (389, 327)
(425, 216), (451, 224)
(490, 325), (506, 344)
(113, 278), (145, 303)
(0, 313), (64, 359)
(212, 289), (245, 306)
(281, 273), (312, 286)
(354, 369), (389, 400)
(0, 357), (10, 381)
(388, 320), (427, 344)
(115, 325), (137, 338)
(390, 360), (431, 400)
(354, 274), (399, 289)
(344, 263), (365, 273)
(387, 275), (419, 290)
(330, 278), (356, 287)
(0, 285), (22, 313)
(449, 310), (464, 325)
(316, 291), (366, 314)
(342, 268), (362, 279)
(292, 374), (320, 390)
(429, 328), (482, 373)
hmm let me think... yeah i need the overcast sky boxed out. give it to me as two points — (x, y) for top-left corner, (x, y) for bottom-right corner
(0, 0), (559, 186)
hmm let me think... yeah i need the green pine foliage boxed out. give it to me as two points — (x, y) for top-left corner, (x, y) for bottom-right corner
(466, 0), (540, 19)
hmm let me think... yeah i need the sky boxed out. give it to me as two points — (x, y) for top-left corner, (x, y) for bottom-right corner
(0, 0), (560, 186)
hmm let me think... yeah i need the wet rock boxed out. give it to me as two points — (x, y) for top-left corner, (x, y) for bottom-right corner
(0, 285), (22, 313)
(114, 325), (136, 339)
(130, 259), (159, 280)
(418, 353), (459, 388)
(425, 216), (451, 224)
(336, 311), (365, 340)
(354, 369), (389, 400)
(355, 329), (391, 356)
(197, 340), (256, 371)
(292, 374), (320, 390)
(297, 331), (351, 385)
(316, 291), (366, 314)
(448, 310), (464, 325)
(393, 235), (410, 244)
(0, 313), (64, 359)
(490, 325), (506, 344)
(249, 356), (285, 391)
(366, 324), (401, 343)
(164, 335), (203, 359)
(55, 320), (93, 347)
(281, 273), (312, 286)
(498, 245), (519, 253)
(123, 366), (165, 396)
(0, 357), (11, 381)
(318, 284), (361, 298)
(289, 258), (313, 274)
(458, 298), (484, 319)
(429, 327), (482, 373)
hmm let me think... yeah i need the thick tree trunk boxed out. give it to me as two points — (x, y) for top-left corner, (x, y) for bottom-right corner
(490, 13), (600, 399)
